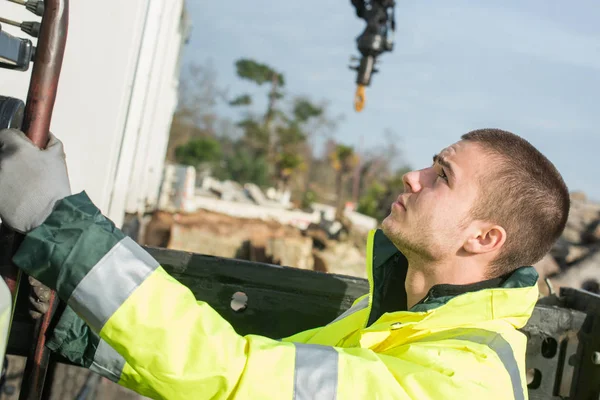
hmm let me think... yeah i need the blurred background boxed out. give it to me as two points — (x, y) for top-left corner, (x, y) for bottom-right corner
(1, 0), (600, 398)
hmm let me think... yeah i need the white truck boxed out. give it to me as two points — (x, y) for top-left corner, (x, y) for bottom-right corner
(0, 0), (189, 228)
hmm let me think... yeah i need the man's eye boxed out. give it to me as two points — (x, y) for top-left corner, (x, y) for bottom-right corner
(437, 169), (448, 181)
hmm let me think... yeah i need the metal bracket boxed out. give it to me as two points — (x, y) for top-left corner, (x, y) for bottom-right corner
(0, 29), (34, 71)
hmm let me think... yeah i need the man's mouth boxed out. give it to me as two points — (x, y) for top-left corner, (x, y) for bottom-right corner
(394, 195), (406, 210)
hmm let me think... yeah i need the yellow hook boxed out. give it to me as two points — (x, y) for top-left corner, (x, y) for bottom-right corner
(354, 84), (366, 112)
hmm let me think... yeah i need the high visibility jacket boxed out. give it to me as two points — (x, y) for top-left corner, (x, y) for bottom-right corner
(0, 278), (11, 378)
(14, 192), (539, 400)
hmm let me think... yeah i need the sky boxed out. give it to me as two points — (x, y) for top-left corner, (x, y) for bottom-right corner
(182, 0), (600, 200)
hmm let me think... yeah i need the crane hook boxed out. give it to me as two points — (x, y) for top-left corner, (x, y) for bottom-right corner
(354, 84), (366, 112)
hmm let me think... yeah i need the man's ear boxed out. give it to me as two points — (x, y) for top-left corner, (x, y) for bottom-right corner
(463, 223), (506, 255)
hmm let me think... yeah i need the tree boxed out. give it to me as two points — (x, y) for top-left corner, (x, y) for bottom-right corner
(357, 181), (387, 219)
(352, 128), (411, 216)
(230, 59), (287, 161)
(166, 61), (226, 161)
(165, 57), (343, 207)
(236, 118), (270, 155)
(270, 97), (329, 193)
(229, 60), (334, 194)
(228, 94), (252, 107)
(274, 151), (305, 191)
(233, 58), (285, 130)
(174, 137), (222, 168)
(357, 166), (411, 221)
(235, 59), (285, 87)
(213, 140), (270, 187)
(292, 98), (323, 122)
(329, 144), (360, 218)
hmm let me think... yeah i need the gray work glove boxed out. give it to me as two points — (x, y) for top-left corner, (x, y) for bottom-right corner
(0, 128), (72, 233)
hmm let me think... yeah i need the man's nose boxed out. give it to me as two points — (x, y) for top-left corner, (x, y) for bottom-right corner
(402, 170), (422, 193)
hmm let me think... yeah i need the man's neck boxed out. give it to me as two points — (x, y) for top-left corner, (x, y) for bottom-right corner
(404, 259), (488, 309)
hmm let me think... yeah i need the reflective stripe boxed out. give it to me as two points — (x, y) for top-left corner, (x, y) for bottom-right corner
(90, 339), (126, 383)
(68, 236), (159, 332)
(293, 343), (338, 400)
(328, 296), (369, 325)
(417, 329), (524, 400)
(468, 331), (524, 400)
(0, 279), (11, 374)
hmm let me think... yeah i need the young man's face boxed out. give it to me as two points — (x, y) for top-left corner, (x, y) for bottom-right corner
(382, 140), (490, 262)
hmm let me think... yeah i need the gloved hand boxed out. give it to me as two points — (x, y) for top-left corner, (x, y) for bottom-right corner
(28, 276), (52, 319)
(0, 129), (71, 233)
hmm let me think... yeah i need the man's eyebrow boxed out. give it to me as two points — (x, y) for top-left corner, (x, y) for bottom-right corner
(432, 154), (455, 177)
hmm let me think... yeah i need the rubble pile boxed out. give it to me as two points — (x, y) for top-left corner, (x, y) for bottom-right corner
(536, 192), (600, 296)
(143, 208), (367, 279)
(144, 191), (600, 294)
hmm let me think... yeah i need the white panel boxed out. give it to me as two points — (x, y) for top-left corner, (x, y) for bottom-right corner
(0, 0), (149, 226)
(107, 0), (169, 220)
(0, 0), (185, 227)
(124, 0), (182, 214)
(137, 8), (185, 211)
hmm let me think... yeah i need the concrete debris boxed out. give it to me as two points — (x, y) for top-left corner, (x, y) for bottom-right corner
(158, 164), (377, 233)
(143, 207), (369, 278)
(537, 193), (600, 296)
(244, 182), (290, 209)
(155, 166), (600, 294)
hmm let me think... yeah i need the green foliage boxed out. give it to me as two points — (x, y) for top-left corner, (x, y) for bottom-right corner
(166, 62), (224, 161)
(275, 152), (305, 184)
(235, 59), (285, 86)
(293, 98), (323, 122)
(301, 189), (317, 209)
(171, 57), (413, 213)
(357, 167), (412, 221)
(229, 94), (252, 106)
(330, 144), (358, 173)
(335, 145), (355, 163)
(277, 152), (304, 171)
(174, 137), (221, 167)
(236, 118), (270, 151)
(276, 122), (306, 148)
(357, 181), (387, 219)
(213, 142), (270, 187)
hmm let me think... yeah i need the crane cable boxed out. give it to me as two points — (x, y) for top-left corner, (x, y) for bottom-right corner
(354, 84), (366, 112)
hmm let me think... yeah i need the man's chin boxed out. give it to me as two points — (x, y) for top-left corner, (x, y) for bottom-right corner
(381, 215), (393, 233)
(381, 218), (413, 250)
(381, 216), (400, 239)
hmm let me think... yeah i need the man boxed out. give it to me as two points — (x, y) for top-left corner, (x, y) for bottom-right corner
(0, 127), (569, 399)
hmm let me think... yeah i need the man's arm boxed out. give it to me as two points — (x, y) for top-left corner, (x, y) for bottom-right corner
(12, 192), (397, 399)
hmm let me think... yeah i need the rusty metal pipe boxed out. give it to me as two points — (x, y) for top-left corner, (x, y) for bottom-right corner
(0, 0), (69, 398)
(0, 0), (68, 298)
(18, 0), (69, 395)
(22, 0), (68, 146)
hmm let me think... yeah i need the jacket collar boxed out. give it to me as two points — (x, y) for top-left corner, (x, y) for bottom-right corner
(366, 229), (539, 326)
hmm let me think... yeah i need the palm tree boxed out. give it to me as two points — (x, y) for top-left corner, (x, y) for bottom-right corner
(329, 144), (359, 219)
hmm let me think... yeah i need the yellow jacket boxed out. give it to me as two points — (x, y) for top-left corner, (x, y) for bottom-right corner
(0, 278), (11, 379)
(14, 192), (538, 399)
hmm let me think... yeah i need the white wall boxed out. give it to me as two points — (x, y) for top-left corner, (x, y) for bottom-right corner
(0, 0), (186, 227)
(123, 0), (186, 216)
